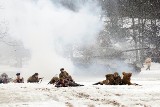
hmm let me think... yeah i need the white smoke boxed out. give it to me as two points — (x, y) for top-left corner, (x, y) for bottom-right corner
(0, 0), (103, 79)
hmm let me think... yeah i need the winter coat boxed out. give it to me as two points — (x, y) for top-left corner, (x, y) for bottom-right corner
(13, 78), (24, 83)
(0, 73), (11, 84)
(113, 76), (122, 85)
(59, 71), (69, 79)
(145, 58), (151, 66)
(48, 77), (59, 84)
(27, 76), (39, 83)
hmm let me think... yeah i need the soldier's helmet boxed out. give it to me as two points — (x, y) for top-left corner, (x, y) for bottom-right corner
(60, 68), (64, 71)
(105, 74), (114, 79)
(16, 73), (20, 76)
(33, 73), (39, 76)
(114, 72), (119, 76)
(1, 73), (8, 78)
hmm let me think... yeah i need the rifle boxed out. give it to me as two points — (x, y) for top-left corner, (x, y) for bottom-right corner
(39, 77), (44, 83)
(48, 81), (51, 84)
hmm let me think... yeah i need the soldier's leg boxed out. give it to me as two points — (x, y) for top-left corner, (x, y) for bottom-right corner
(149, 65), (151, 70)
(146, 66), (149, 70)
(69, 82), (84, 87)
(75, 82), (84, 86)
(55, 84), (61, 87)
(0, 80), (2, 83)
(73, 83), (84, 86)
(93, 82), (103, 85)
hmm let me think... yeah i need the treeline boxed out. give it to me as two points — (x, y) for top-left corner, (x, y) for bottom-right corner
(99, 0), (160, 62)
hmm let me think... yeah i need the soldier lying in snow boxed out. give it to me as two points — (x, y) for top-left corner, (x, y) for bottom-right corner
(55, 78), (84, 87)
(0, 73), (12, 84)
(93, 74), (114, 85)
(48, 76), (59, 85)
(93, 79), (109, 85)
(13, 73), (24, 83)
(55, 78), (68, 87)
(27, 73), (43, 83)
(93, 72), (122, 85)
(121, 72), (139, 85)
(93, 71), (139, 86)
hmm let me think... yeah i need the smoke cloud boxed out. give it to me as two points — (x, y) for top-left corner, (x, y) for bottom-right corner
(1, 0), (103, 79)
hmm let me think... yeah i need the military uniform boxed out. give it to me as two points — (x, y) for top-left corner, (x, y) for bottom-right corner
(59, 69), (74, 82)
(93, 74), (114, 85)
(114, 76), (122, 85)
(13, 73), (24, 83)
(122, 72), (132, 85)
(93, 80), (109, 85)
(56, 68), (84, 87)
(59, 71), (69, 79)
(27, 73), (42, 83)
(55, 79), (84, 87)
(27, 76), (39, 83)
(48, 77), (59, 84)
(0, 73), (11, 84)
(105, 74), (115, 85)
(113, 72), (122, 85)
(13, 78), (24, 83)
(55, 79), (69, 87)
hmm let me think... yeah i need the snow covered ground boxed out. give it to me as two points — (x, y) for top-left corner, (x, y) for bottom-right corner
(0, 63), (160, 107)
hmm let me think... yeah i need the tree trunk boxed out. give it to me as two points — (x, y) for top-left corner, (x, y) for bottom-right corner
(132, 17), (138, 62)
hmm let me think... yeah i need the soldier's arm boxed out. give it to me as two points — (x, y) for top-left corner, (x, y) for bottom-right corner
(39, 77), (44, 80)
(65, 72), (69, 76)
(13, 79), (17, 83)
(65, 71), (70, 76)
(59, 74), (65, 79)
(21, 78), (24, 83)
(27, 77), (32, 83)
(59, 74), (62, 78)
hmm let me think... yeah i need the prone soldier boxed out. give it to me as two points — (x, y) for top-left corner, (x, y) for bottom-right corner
(48, 76), (59, 85)
(93, 72), (122, 85)
(93, 74), (114, 85)
(27, 73), (43, 83)
(13, 73), (24, 83)
(0, 73), (12, 84)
